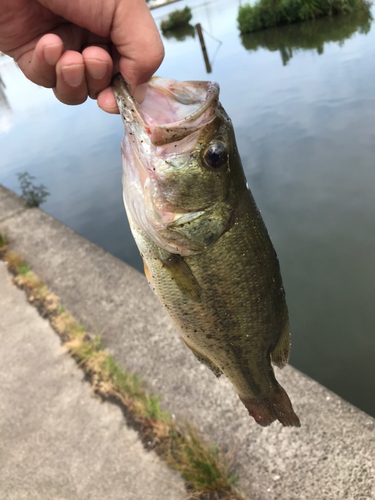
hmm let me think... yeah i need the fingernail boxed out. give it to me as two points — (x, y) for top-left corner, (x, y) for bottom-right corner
(61, 65), (84, 87)
(132, 83), (148, 104)
(86, 60), (109, 80)
(44, 44), (62, 65)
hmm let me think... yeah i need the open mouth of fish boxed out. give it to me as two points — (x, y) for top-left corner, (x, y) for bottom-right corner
(112, 74), (222, 255)
(113, 73), (219, 146)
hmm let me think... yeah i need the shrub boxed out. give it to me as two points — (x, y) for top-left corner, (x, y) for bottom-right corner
(160, 6), (193, 31)
(161, 23), (196, 41)
(17, 172), (49, 207)
(238, 0), (371, 33)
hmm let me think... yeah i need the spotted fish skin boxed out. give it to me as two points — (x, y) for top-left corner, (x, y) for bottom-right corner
(113, 74), (300, 427)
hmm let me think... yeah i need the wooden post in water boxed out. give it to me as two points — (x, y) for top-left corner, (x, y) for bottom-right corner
(195, 23), (212, 74)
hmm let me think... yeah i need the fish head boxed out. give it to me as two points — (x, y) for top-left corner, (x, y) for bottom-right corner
(113, 74), (247, 256)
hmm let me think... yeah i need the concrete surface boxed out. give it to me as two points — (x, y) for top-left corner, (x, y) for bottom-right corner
(1, 184), (374, 500)
(0, 260), (186, 500)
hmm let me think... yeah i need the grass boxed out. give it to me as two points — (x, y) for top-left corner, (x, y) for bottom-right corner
(0, 234), (245, 500)
(160, 6), (192, 31)
(169, 424), (239, 498)
(237, 0), (371, 33)
(57, 305), (66, 314)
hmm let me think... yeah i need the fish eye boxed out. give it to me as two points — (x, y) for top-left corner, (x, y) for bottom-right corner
(202, 142), (228, 170)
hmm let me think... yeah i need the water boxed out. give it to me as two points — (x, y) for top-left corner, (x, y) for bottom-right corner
(1, 1), (374, 417)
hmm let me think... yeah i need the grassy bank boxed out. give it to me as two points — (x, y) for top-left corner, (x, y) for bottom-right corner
(0, 235), (245, 500)
(238, 0), (371, 33)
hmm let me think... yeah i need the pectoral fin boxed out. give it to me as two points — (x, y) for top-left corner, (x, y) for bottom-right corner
(159, 254), (202, 302)
(143, 258), (157, 295)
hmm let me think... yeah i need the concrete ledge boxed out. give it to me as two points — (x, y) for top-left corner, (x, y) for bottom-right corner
(0, 186), (26, 221)
(0, 261), (187, 500)
(1, 184), (374, 500)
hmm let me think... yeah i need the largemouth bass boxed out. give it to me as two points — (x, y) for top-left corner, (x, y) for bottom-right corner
(113, 74), (300, 427)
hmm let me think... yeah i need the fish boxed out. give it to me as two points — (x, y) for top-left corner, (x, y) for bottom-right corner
(112, 73), (300, 427)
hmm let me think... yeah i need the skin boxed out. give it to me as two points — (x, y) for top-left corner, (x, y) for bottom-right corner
(0, 0), (164, 112)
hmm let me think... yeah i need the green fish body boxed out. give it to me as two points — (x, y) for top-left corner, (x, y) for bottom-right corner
(113, 74), (300, 427)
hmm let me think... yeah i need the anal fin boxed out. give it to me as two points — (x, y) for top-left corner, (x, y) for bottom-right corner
(182, 338), (222, 378)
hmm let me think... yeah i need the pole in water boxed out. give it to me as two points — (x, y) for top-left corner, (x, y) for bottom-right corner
(195, 23), (212, 74)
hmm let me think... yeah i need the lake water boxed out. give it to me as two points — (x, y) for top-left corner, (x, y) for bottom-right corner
(0, 0), (374, 417)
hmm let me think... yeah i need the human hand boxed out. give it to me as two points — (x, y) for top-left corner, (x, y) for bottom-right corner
(0, 0), (164, 112)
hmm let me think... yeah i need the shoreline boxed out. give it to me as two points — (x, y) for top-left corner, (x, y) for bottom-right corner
(1, 183), (374, 500)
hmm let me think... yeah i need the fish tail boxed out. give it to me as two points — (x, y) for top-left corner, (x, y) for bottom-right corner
(240, 385), (300, 427)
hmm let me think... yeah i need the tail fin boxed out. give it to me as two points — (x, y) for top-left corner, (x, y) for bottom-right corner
(240, 385), (300, 427)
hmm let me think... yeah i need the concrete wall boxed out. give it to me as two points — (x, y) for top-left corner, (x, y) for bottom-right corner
(1, 184), (374, 500)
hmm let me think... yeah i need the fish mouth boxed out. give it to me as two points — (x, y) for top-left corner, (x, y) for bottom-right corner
(112, 74), (219, 145)
(113, 74), (222, 255)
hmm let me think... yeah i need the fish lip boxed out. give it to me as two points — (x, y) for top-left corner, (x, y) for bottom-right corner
(112, 74), (147, 129)
(112, 73), (219, 145)
(112, 74), (151, 155)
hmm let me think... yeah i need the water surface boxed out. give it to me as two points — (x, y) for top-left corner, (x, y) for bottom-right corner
(0, 1), (374, 416)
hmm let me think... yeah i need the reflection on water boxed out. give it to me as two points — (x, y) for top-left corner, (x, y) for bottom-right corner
(0, 73), (13, 133)
(241, 10), (373, 65)
(161, 23), (196, 40)
(0, 0), (374, 418)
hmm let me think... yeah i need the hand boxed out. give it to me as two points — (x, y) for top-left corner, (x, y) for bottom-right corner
(0, 0), (164, 112)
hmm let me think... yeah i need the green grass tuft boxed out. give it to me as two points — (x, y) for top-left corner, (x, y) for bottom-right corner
(101, 355), (143, 397)
(69, 323), (86, 335)
(161, 6), (192, 31)
(144, 394), (170, 421)
(169, 424), (240, 496)
(5, 252), (28, 274)
(57, 305), (66, 315)
(71, 336), (100, 362)
(18, 264), (31, 275)
(238, 0), (371, 33)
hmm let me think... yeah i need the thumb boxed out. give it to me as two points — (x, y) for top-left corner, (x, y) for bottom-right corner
(111, 0), (164, 88)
